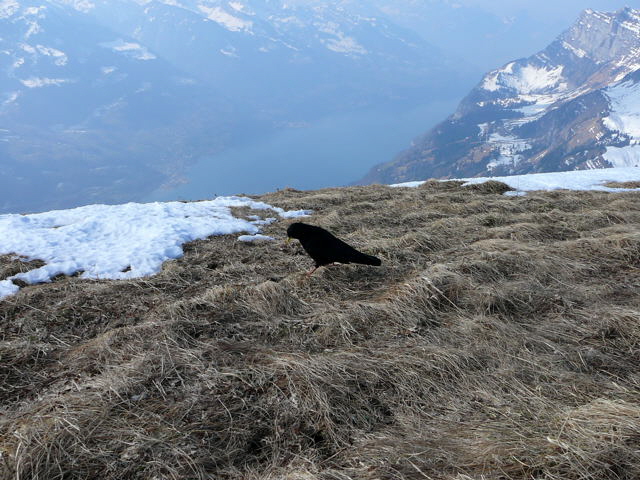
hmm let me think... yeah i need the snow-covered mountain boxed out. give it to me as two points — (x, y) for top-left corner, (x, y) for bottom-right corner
(360, 7), (640, 185)
(0, 0), (464, 213)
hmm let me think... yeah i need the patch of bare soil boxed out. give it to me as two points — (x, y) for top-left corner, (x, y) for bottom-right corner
(2, 183), (640, 479)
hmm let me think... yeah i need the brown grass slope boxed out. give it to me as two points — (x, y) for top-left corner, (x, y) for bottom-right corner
(1, 182), (640, 480)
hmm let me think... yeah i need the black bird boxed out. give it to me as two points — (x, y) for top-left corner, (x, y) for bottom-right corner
(286, 222), (382, 274)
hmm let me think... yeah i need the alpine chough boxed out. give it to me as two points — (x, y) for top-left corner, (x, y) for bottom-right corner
(287, 222), (382, 274)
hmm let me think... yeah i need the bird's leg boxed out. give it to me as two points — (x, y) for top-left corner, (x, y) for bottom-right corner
(307, 266), (320, 276)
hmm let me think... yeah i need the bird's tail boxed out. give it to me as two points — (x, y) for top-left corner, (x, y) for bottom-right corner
(354, 251), (382, 266)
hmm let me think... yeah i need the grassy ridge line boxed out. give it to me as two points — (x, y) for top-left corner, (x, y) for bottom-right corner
(1, 181), (640, 479)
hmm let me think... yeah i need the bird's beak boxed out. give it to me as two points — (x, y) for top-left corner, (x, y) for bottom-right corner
(285, 237), (292, 245)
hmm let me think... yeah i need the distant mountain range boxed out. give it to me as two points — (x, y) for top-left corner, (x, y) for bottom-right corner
(0, 0), (467, 213)
(360, 7), (640, 185)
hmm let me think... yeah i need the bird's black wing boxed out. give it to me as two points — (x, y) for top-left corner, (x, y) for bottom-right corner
(298, 230), (335, 267)
(300, 228), (381, 267)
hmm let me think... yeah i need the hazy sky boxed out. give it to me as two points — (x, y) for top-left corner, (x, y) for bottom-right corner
(381, 1), (638, 72)
(466, 0), (634, 18)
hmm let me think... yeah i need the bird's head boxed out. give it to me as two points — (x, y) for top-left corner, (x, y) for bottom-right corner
(286, 222), (307, 244)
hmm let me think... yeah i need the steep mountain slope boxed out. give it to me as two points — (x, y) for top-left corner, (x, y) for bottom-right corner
(0, 0), (464, 213)
(360, 7), (640, 185)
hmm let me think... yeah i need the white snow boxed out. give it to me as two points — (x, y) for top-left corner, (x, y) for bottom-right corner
(621, 17), (640, 36)
(20, 43), (36, 54)
(198, 5), (253, 32)
(391, 167), (640, 194)
(1, 91), (20, 107)
(0, 197), (310, 300)
(488, 133), (531, 152)
(504, 65), (566, 94)
(0, 0), (19, 19)
(20, 77), (72, 88)
(603, 146), (640, 167)
(220, 46), (238, 57)
(22, 8), (43, 39)
(482, 71), (501, 92)
(24, 6), (44, 15)
(483, 63), (566, 95)
(36, 45), (68, 66)
(319, 22), (367, 55)
(273, 15), (304, 27)
(485, 133), (532, 171)
(562, 40), (586, 58)
(604, 79), (640, 141)
(56, 0), (95, 13)
(513, 93), (563, 118)
(486, 156), (521, 171)
(228, 2), (253, 15)
(101, 40), (156, 60)
(324, 35), (367, 55)
(238, 234), (275, 242)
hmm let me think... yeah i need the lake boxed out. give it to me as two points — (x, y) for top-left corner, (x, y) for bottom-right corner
(145, 100), (457, 201)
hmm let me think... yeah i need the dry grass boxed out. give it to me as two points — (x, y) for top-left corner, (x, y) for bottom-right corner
(2, 182), (640, 479)
(604, 181), (640, 189)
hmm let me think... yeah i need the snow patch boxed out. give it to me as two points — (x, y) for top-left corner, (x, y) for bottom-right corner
(0, 279), (18, 298)
(482, 71), (500, 92)
(274, 15), (304, 27)
(0, 0), (19, 19)
(391, 167), (640, 194)
(0, 197), (311, 299)
(228, 2), (252, 15)
(20, 43), (36, 54)
(621, 18), (640, 36)
(604, 79), (640, 141)
(198, 5), (253, 32)
(101, 40), (156, 60)
(1, 91), (20, 110)
(319, 22), (367, 55)
(483, 63), (566, 95)
(477, 123), (489, 137)
(603, 146), (640, 167)
(220, 46), (238, 57)
(514, 93), (563, 118)
(2, 91), (19, 106)
(238, 234), (275, 242)
(324, 36), (367, 55)
(22, 6), (44, 38)
(56, 0), (95, 13)
(486, 133), (532, 171)
(562, 40), (586, 58)
(36, 45), (68, 66)
(504, 64), (566, 94)
(20, 77), (72, 88)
